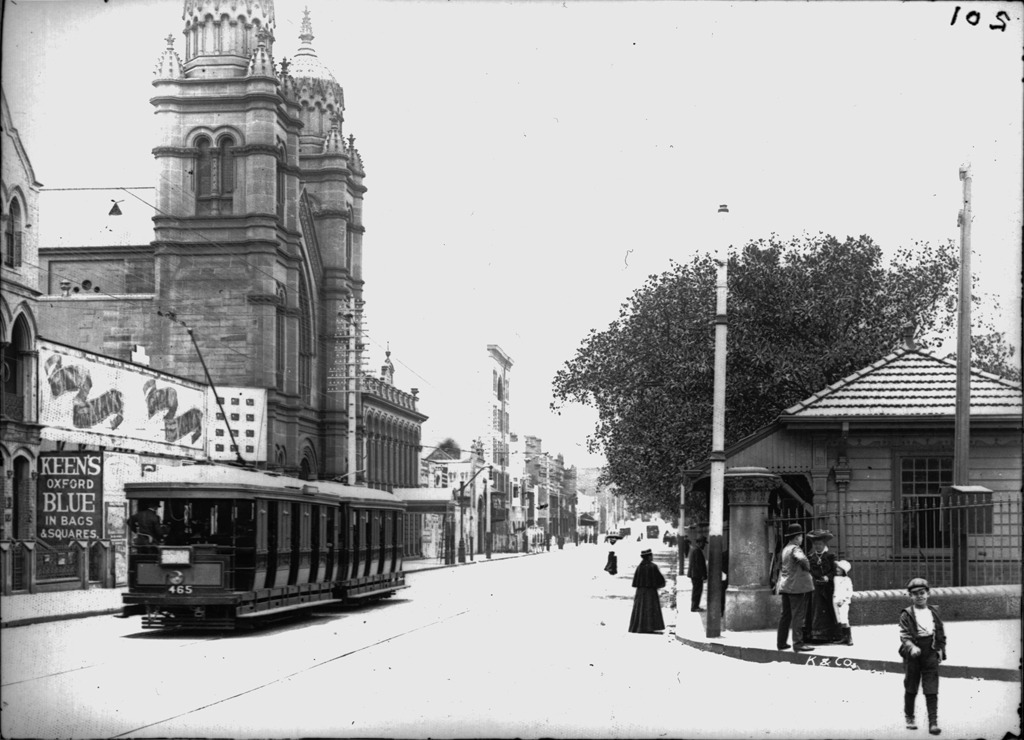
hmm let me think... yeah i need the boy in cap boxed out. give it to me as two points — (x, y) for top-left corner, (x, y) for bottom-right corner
(898, 577), (947, 735)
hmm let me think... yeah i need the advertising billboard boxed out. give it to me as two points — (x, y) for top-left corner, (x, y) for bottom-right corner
(36, 451), (103, 542)
(38, 340), (208, 458)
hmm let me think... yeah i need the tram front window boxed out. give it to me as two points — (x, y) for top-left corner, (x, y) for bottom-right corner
(161, 499), (238, 545)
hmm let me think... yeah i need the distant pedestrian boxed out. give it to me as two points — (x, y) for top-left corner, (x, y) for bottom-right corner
(775, 523), (814, 652)
(688, 535), (708, 612)
(832, 559), (854, 645)
(604, 551), (618, 576)
(681, 535), (691, 563)
(899, 577), (946, 735)
(628, 548), (665, 633)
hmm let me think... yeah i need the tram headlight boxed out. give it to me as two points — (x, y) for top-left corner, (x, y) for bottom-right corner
(160, 548), (192, 566)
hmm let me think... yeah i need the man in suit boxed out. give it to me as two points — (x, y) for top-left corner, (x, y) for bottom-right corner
(688, 535), (708, 612)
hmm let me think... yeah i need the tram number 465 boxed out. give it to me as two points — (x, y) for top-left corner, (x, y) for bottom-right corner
(168, 585), (194, 594)
(950, 7), (1012, 31)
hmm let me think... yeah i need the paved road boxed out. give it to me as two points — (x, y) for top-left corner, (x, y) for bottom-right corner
(2, 544), (1018, 739)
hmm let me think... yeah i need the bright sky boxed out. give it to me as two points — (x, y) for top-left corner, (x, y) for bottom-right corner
(3, 0), (1021, 469)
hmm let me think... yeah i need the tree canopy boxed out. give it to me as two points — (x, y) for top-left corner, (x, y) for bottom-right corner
(551, 233), (1019, 517)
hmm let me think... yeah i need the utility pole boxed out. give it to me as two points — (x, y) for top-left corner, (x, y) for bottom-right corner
(707, 204), (730, 638)
(346, 296), (361, 485)
(954, 165), (972, 486)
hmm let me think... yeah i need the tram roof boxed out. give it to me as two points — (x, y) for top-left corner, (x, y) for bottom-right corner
(126, 463), (404, 506)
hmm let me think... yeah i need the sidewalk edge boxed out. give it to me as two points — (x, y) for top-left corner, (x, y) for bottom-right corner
(1, 607), (123, 630)
(671, 632), (1021, 683)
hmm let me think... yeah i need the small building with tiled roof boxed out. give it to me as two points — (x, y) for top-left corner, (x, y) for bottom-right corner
(695, 337), (1022, 597)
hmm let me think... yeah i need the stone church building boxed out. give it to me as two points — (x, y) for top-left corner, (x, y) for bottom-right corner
(35, 1), (425, 487)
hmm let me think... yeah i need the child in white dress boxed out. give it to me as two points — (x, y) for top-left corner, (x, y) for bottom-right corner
(832, 559), (854, 645)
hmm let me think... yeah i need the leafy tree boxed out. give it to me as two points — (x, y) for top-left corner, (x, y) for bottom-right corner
(552, 233), (1019, 516)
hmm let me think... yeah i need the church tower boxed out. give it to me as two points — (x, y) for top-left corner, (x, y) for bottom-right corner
(148, 1), (365, 479)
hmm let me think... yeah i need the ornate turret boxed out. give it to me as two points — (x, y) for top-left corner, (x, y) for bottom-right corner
(247, 27), (277, 78)
(181, 0), (276, 78)
(292, 7), (345, 153)
(154, 34), (184, 80)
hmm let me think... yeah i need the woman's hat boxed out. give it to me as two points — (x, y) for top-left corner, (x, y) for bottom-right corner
(783, 523), (803, 538)
(807, 529), (834, 542)
(836, 559), (852, 575)
(640, 548), (652, 556)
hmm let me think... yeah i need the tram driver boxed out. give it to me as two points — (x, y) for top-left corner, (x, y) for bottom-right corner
(128, 499), (164, 548)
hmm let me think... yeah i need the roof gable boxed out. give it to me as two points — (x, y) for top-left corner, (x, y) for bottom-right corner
(782, 348), (1022, 419)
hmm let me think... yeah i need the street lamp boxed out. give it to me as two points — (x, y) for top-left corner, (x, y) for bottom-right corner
(453, 464), (492, 564)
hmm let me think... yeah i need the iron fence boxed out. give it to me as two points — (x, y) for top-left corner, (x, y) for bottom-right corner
(769, 493), (1021, 591)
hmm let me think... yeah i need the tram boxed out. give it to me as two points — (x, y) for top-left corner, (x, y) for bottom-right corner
(122, 464), (408, 629)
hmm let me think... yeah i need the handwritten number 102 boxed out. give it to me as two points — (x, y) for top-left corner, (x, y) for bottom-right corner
(950, 6), (1011, 31)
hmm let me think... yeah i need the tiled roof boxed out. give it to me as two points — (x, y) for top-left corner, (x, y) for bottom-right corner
(782, 348), (1023, 419)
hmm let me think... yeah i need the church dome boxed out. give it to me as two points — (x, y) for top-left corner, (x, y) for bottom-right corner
(290, 7), (345, 145)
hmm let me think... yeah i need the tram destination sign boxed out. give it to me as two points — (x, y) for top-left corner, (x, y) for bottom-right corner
(37, 452), (104, 542)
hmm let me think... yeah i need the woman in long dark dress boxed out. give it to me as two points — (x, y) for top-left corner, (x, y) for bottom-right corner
(805, 529), (839, 643)
(628, 548), (666, 633)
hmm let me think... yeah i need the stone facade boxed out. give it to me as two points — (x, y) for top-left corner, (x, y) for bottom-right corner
(1, 87), (43, 541)
(33, 3), (426, 483)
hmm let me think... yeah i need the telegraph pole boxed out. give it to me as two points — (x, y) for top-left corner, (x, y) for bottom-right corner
(346, 296), (361, 485)
(707, 204), (730, 638)
(954, 165), (972, 486)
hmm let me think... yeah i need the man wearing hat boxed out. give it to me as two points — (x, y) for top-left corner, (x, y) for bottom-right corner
(775, 523), (815, 651)
(899, 577), (947, 735)
(687, 535), (708, 612)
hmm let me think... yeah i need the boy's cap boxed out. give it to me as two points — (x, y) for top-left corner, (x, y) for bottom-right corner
(906, 577), (930, 592)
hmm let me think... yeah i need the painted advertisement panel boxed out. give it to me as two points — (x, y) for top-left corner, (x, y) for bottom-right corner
(38, 340), (208, 458)
(37, 451), (104, 542)
(206, 386), (268, 463)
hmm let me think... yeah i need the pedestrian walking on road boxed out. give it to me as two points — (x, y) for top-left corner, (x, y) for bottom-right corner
(688, 536), (708, 612)
(775, 523), (814, 652)
(832, 559), (854, 645)
(899, 577), (947, 735)
(628, 548), (666, 633)
(604, 551), (618, 576)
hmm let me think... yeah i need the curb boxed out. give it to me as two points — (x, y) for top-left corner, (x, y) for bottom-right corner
(671, 632), (1021, 683)
(2, 607), (123, 630)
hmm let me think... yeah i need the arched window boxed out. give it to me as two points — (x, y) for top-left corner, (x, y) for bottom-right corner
(4, 198), (23, 267)
(195, 135), (235, 215)
(275, 282), (287, 391)
(298, 274), (314, 404)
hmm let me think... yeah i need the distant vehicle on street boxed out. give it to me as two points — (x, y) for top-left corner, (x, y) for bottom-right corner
(122, 464), (408, 630)
(646, 525), (660, 540)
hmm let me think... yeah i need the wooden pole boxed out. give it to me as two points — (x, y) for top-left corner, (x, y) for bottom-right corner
(707, 204), (730, 638)
(954, 165), (972, 486)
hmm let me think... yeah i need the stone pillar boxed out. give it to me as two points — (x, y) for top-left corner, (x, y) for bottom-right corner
(724, 468), (780, 631)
